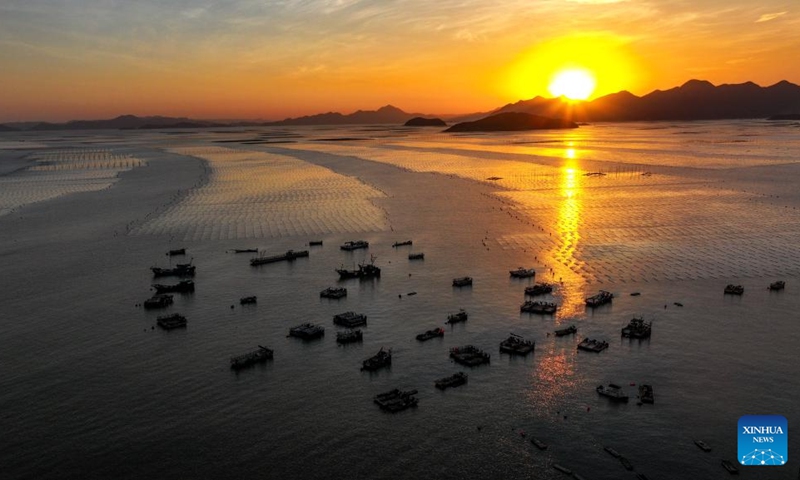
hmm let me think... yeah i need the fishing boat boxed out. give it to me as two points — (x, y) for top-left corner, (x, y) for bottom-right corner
(392, 240), (412, 247)
(288, 323), (324, 340)
(553, 464), (572, 475)
(337, 255), (381, 280)
(452, 276), (473, 287)
(167, 248), (186, 256)
(520, 301), (558, 314)
(621, 317), (652, 339)
(340, 240), (369, 251)
(239, 296), (257, 305)
(620, 457), (634, 470)
(694, 440), (712, 452)
(336, 329), (363, 344)
(373, 389), (418, 413)
(230, 345), (273, 370)
(585, 290), (613, 307)
(604, 446), (621, 458)
(151, 261), (195, 278)
(577, 338), (609, 353)
(554, 325), (577, 337)
(721, 460), (739, 475)
(333, 311), (367, 328)
(446, 309), (468, 324)
(152, 280), (194, 294)
(724, 284), (744, 295)
(143, 294), (173, 309)
(408, 252), (425, 260)
(509, 267), (536, 278)
(156, 313), (187, 330)
(525, 282), (553, 296)
(639, 384), (655, 404)
(250, 249), (309, 266)
(499, 334), (535, 355)
(769, 280), (785, 291)
(450, 345), (490, 367)
(531, 438), (548, 450)
(320, 287), (347, 299)
(596, 383), (629, 402)
(435, 372), (467, 390)
(232, 248), (258, 253)
(416, 327), (445, 341)
(361, 347), (392, 371)
(309, 240), (323, 246)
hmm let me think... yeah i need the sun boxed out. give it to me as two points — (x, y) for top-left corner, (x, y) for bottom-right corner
(548, 68), (596, 100)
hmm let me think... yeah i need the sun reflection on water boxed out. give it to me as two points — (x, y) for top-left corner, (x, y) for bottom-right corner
(552, 157), (587, 319)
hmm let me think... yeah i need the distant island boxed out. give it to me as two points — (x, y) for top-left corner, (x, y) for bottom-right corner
(445, 112), (577, 132)
(3, 79), (800, 131)
(767, 113), (800, 120)
(404, 117), (447, 127)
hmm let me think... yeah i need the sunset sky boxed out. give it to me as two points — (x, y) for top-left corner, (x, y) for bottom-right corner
(1, 0), (798, 122)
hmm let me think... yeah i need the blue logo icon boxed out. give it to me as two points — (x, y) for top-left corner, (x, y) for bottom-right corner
(738, 415), (787, 466)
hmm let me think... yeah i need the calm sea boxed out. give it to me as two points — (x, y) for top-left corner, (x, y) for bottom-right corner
(1, 120), (799, 479)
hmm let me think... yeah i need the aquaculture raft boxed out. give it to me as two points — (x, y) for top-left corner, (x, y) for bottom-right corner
(499, 334), (535, 355)
(621, 317), (652, 339)
(333, 311), (367, 328)
(577, 338), (608, 353)
(450, 345), (490, 367)
(373, 389), (418, 413)
(434, 372), (467, 390)
(288, 323), (324, 340)
(230, 346), (273, 370)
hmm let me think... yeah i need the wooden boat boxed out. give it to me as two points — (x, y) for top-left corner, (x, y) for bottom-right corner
(336, 329), (363, 344)
(143, 294), (173, 309)
(621, 317), (652, 339)
(694, 439), (711, 452)
(520, 301), (557, 314)
(577, 338), (608, 352)
(530, 438), (548, 450)
(554, 325), (577, 337)
(553, 464), (572, 474)
(288, 323), (324, 340)
(434, 372), (467, 390)
(392, 240), (412, 247)
(721, 460), (739, 475)
(320, 287), (347, 299)
(361, 347), (392, 371)
(239, 296), (257, 305)
(525, 282), (553, 296)
(499, 334), (535, 355)
(156, 313), (187, 330)
(250, 249), (309, 266)
(769, 280), (785, 291)
(724, 284), (744, 295)
(340, 240), (369, 251)
(230, 345), (273, 370)
(167, 248), (186, 256)
(408, 252), (425, 260)
(333, 311), (367, 328)
(373, 389), (418, 413)
(638, 384), (654, 404)
(450, 345), (490, 367)
(596, 383), (629, 402)
(446, 309), (468, 324)
(452, 276), (473, 287)
(585, 290), (613, 307)
(509, 267), (536, 278)
(416, 327), (444, 341)
(309, 240), (323, 246)
(152, 280), (194, 294)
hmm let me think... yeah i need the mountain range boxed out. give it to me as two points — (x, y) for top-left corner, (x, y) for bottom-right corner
(2, 80), (800, 131)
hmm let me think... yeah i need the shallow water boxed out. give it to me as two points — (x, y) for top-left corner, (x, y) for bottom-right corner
(1, 121), (799, 479)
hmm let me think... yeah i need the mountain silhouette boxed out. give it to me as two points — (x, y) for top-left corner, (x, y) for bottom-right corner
(445, 112), (577, 132)
(265, 105), (424, 125)
(477, 80), (800, 122)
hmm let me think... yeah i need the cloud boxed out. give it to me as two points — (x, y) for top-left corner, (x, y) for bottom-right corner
(756, 11), (787, 22)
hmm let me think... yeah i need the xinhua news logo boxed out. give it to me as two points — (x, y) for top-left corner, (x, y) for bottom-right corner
(738, 415), (787, 466)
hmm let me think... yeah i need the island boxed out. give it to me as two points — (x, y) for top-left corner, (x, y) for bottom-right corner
(404, 117), (447, 127)
(444, 112), (578, 132)
(767, 113), (800, 120)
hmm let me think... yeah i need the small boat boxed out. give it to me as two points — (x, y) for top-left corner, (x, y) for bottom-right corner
(530, 438), (548, 450)
(621, 316), (652, 339)
(578, 338), (609, 352)
(373, 388), (418, 413)
(151, 261), (195, 278)
(250, 249), (309, 266)
(620, 456), (633, 470)
(434, 372), (467, 390)
(724, 284), (744, 295)
(230, 345), (273, 370)
(553, 464), (572, 475)
(769, 280), (785, 291)
(638, 384), (654, 404)
(596, 383), (629, 402)
(320, 287), (347, 299)
(232, 248), (258, 253)
(630, 292), (641, 296)
(499, 334), (535, 355)
(721, 460), (739, 475)
(636, 474), (652, 480)
(408, 252), (425, 260)
(406, 291), (417, 296)
(156, 313), (187, 330)
(392, 240), (412, 247)
(336, 329), (363, 344)
(450, 345), (490, 367)
(340, 240), (369, 251)
(520, 301), (558, 314)
(143, 294), (173, 310)
(673, 302), (683, 307)
(152, 280), (195, 294)
(416, 327), (445, 341)
(309, 240), (323, 246)
(167, 248), (186, 256)
(452, 277), (473, 287)
(337, 255), (381, 279)
(604, 446), (621, 458)
(361, 347), (392, 371)
(288, 323), (324, 340)
(525, 283), (553, 296)
(509, 267), (536, 278)
(585, 290), (613, 307)
(694, 439), (711, 452)
(446, 309), (468, 324)
(239, 296), (257, 305)
(554, 325), (577, 337)
(333, 311), (367, 328)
